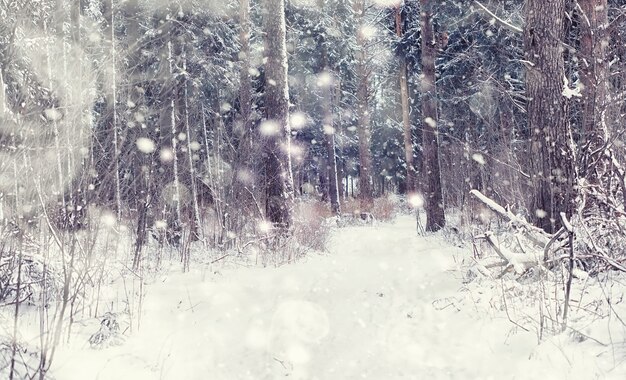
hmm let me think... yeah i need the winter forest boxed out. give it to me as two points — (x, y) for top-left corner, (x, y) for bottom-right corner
(1, 0), (626, 378)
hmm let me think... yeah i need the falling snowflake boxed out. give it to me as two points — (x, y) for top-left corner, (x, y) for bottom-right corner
(260, 120), (280, 136)
(424, 117), (437, 128)
(136, 137), (156, 154)
(471, 153), (486, 165)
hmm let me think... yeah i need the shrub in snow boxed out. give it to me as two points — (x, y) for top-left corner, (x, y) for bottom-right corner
(88, 312), (127, 349)
(371, 195), (399, 221)
(0, 337), (39, 378)
(336, 211), (375, 227)
(0, 254), (60, 306)
(292, 200), (334, 253)
(0, 228), (61, 306)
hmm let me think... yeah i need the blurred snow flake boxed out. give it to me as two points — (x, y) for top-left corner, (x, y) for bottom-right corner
(220, 102), (232, 113)
(373, 0), (402, 7)
(88, 32), (101, 43)
(471, 153), (486, 165)
(408, 193), (424, 208)
(290, 0), (317, 7)
(160, 147), (175, 162)
(424, 117), (437, 128)
(323, 124), (335, 135)
(286, 142), (304, 159)
(43, 108), (63, 122)
(237, 168), (254, 184)
(359, 25), (377, 40)
(260, 120), (280, 136)
(248, 67), (261, 77)
(290, 112), (308, 130)
(258, 220), (273, 234)
(316, 71), (334, 88)
(136, 137), (156, 154)
(100, 211), (117, 227)
(535, 209), (548, 218)
(189, 141), (202, 151)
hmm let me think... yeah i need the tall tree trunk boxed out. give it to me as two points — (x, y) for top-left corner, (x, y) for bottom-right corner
(230, 0), (254, 236)
(110, 0), (122, 219)
(335, 79), (346, 200)
(420, 0), (445, 231)
(524, 0), (576, 233)
(322, 73), (341, 214)
(239, 0), (252, 132)
(262, 0), (294, 229)
(579, 0), (609, 181)
(354, 0), (373, 208)
(318, 23), (341, 215)
(396, 5), (416, 193)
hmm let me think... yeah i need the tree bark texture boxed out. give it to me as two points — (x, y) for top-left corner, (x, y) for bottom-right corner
(322, 68), (341, 215)
(578, 0), (609, 180)
(230, 0), (255, 232)
(396, 6), (416, 193)
(262, 0), (295, 228)
(524, 0), (576, 233)
(354, 0), (373, 208)
(420, 0), (445, 231)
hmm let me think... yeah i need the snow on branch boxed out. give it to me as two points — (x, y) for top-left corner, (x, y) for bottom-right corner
(482, 232), (539, 274)
(473, 1), (523, 34)
(469, 189), (550, 246)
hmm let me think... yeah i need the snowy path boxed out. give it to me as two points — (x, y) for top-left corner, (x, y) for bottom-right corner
(54, 216), (548, 379)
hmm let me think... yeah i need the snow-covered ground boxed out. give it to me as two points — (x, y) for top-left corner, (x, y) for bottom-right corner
(9, 215), (626, 379)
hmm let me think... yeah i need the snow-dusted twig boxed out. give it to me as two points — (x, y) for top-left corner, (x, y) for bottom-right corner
(470, 189), (550, 247)
(560, 213), (575, 332)
(473, 1), (523, 34)
(543, 227), (565, 262)
(481, 232), (538, 274)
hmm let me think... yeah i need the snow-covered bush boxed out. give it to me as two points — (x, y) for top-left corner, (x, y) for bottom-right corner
(371, 195), (399, 222)
(0, 228), (61, 306)
(0, 253), (60, 306)
(88, 312), (128, 349)
(292, 200), (334, 253)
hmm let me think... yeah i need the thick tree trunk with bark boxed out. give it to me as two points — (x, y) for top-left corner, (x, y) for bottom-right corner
(230, 0), (255, 233)
(315, 3), (341, 215)
(334, 80), (345, 200)
(420, 0), (445, 231)
(396, 6), (416, 193)
(354, 0), (373, 208)
(262, 0), (294, 229)
(239, 0), (252, 132)
(322, 70), (341, 215)
(524, 0), (576, 233)
(578, 0), (609, 180)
